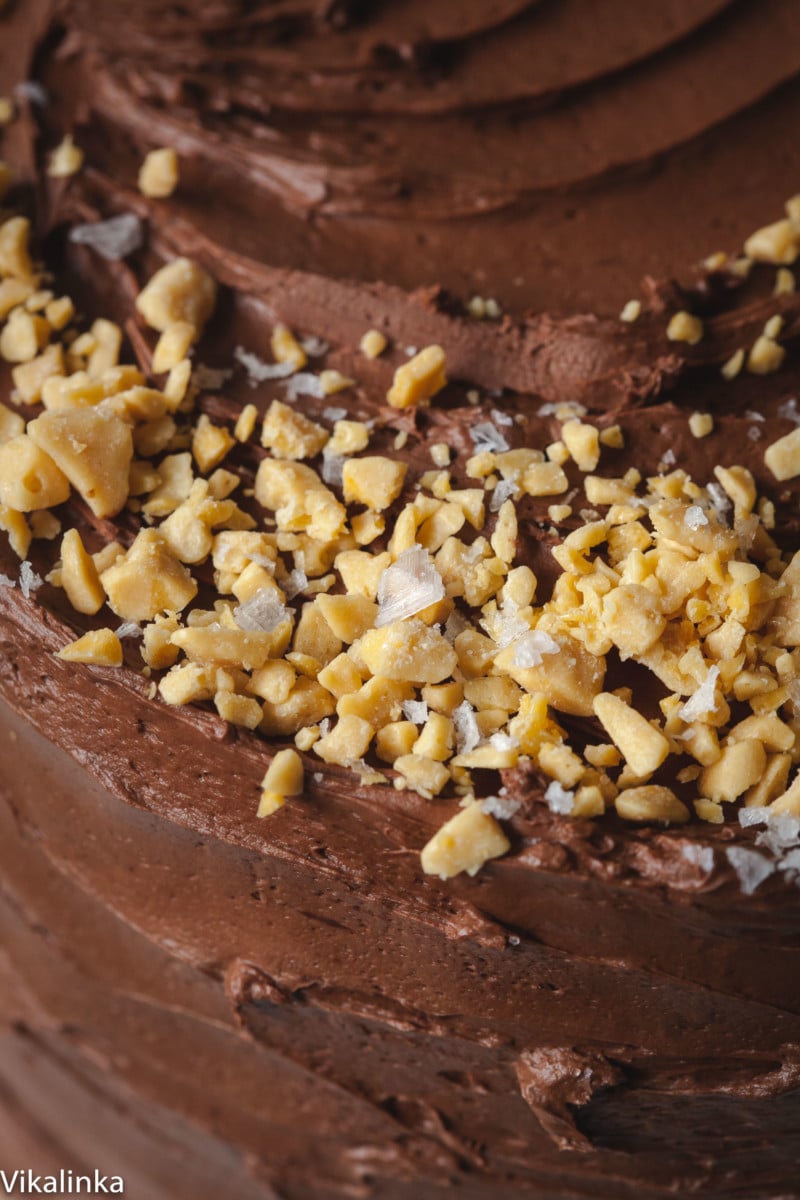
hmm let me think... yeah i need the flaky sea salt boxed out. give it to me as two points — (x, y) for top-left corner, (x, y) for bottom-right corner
(234, 346), (294, 385)
(115, 622), (143, 639)
(678, 665), (720, 722)
(489, 732), (518, 753)
(482, 794), (521, 820)
(490, 479), (518, 513)
(69, 213), (144, 261)
(738, 807), (770, 828)
(0, 574), (14, 588)
(471, 422), (509, 454)
(321, 448), (345, 487)
(681, 843), (714, 872)
(706, 482), (732, 521)
(545, 781), (574, 815)
(301, 335), (329, 357)
(453, 701), (481, 755)
(660, 448), (677, 468)
(725, 846), (775, 895)
(513, 629), (560, 669)
(323, 406), (348, 422)
(234, 589), (290, 633)
(284, 372), (326, 401)
(402, 700), (428, 725)
(19, 562), (43, 599)
(756, 813), (800, 857)
(283, 569), (308, 600)
(685, 505), (708, 530)
(376, 546), (445, 627)
(777, 397), (800, 425)
(15, 81), (48, 106)
(491, 408), (513, 427)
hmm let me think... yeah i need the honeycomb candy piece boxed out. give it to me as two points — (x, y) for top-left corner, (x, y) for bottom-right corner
(495, 629), (605, 718)
(101, 529), (198, 622)
(56, 628), (123, 667)
(342, 456), (407, 510)
(139, 147), (179, 199)
(27, 407), (133, 518)
(421, 803), (510, 878)
(254, 459), (346, 543)
(359, 619), (457, 684)
(0, 435), (71, 511)
(59, 528), (105, 615)
(387, 345), (446, 409)
(593, 692), (670, 778)
(135, 258), (216, 334)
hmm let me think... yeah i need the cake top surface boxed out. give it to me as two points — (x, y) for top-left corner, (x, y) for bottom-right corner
(2, 0), (800, 908)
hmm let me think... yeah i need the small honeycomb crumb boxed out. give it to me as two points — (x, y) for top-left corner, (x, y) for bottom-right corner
(48, 134), (83, 179)
(387, 345), (447, 409)
(747, 335), (785, 375)
(320, 369), (355, 395)
(59, 528), (105, 615)
(619, 300), (641, 322)
(342, 456), (407, 510)
(744, 217), (800, 265)
(152, 321), (194, 374)
(56, 628), (123, 667)
(261, 400), (328, 461)
(192, 414), (236, 473)
(0, 435), (70, 511)
(257, 747), (305, 818)
(138, 147), (179, 199)
(666, 311), (703, 345)
(721, 348), (745, 380)
(689, 412), (713, 439)
(136, 258), (217, 334)
(765, 427), (800, 481)
(360, 329), (387, 358)
(561, 420), (600, 473)
(234, 404), (258, 443)
(101, 528), (198, 621)
(271, 323), (307, 371)
(420, 802), (510, 878)
(615, 786), (690, 825)
(27, 407), (133, 518)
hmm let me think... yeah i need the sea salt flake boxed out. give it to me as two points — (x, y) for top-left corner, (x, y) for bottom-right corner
(115, 621), (143, 639)
(735, 514), (759, 551)
(323, 406), (348, 422)
(402, 700), (428, 725)
(471, 422), (509, 454)
(756, 812), (800, 856)
(738, 807), (770, 828)
(19, 562), (43, 599)
(678, 665), (720, 722)
(481, 794), (521, 819)
(777, 397), (800, 425)
(376, 545), (445, 627)
(15, 81), (48, 106)
(321, 448), (345, 487)
(744, 410), (765, 422)
(453, 701), (481, 755)
(0, 574), (14, 588)
(234, 589), (290, 633)
(778, 848), (800, 883)
(660, 448), (677, 468)
(747, 426), (762, 442)
(513, 629), (560, 669)
(491, 408), (514, 427)
(684, 505), (708, 530)
(681, 843), (714, 872)
(405, 345), (418, 357)
(443, 609), (469, 642)
(284, 372), (325, 401)
(283, 568), (308, 600)
(234, 346), (294, 385)
(706, 482), (732, 520)
(490, 478), (518, 512)
(489, 731), (518, 752)
(301, 335), (329, 357)
(545, 780), (574, 815)
(725, 846), (775, 895)
(69, 213), (144, 261)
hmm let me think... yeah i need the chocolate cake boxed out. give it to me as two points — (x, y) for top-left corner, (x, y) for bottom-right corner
(1, 3), (800, 1198)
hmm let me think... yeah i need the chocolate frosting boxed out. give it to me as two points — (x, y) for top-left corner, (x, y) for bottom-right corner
(1, 1), (800, 1197)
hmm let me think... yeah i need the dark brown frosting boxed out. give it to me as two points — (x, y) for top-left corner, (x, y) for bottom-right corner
(1, 1), (800, 1197)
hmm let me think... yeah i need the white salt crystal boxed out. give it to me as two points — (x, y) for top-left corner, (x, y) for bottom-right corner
(706, 482), (731, 519)
(778, 848), (800, 883)
(471, 422), (509, 454)
(756, 813), (800, 856)
(115, 622), (143, 639)
(681, 843), (714, 872)
(778, 397), (800, 425)
(19, 562), (43, 599)
(405, 345), (418, 357)
(301, 335), (329, 357)
(443, 609), (470, 642)
(513, 629), (560, 669)
(744, 410), (765, 422)
(15, 81), (48, 106)
(738, 807), (770, 828)
(234, 346), (294, 385)
(491, 408), (514, 427)
(234, 589), (290, 632)
(453, 701), (481, 755)
(402, 700), (428, 725)
(284, 372), (325, 401)
(0, 574), (15, 588)
(489, 479), (518, 513)
(376, 545), (445, 627)
(545, 780), (574, 815)
(481, 794), (521, 819)
(69, 213), (144, 261)
(660, 448), (677, 468)
(725, 846), (775, 895)
(678, 665), (720, 722)
(489, 731), (518, 753)
(747, 426), (762, 442)
(283, 569), (308, 600)
(323, 406), (348, 422)
(735, 514), (759, 551)
(321, 448), (345, 487)
(313, 772), (324, 783)
(684, 505), (708, 530)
